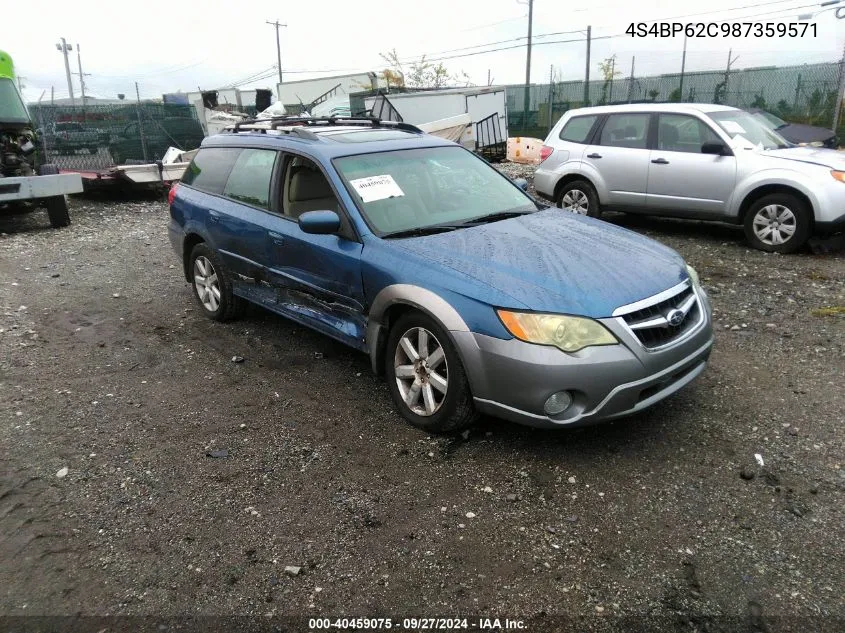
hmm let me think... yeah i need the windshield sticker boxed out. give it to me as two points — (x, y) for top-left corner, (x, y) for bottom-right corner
(349, 174), (405, 203)
(721, 120), (747, 135)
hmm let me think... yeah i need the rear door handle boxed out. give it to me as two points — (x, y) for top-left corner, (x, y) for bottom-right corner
(208, 210), (221, 222)
(587, 153), (602, 159)
(268, 231), (285, 246)
(651, 158), (670, 164)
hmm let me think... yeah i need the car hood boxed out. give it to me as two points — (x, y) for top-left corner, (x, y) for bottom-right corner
(392, 210), (688, 318)
(780, 123), (835, 145)
(759, 146), (845, 170)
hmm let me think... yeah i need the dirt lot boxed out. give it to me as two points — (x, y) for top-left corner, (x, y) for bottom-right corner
(1, 172), (843, 632)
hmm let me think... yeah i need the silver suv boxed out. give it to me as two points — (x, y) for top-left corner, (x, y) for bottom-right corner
(535, 103), (845, 253)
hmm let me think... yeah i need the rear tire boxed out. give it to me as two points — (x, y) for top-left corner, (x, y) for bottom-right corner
(556, 179), (601, 218)
(385, 312), (478, 434)
(188, 243), (245, 322)
(46, 196), (71, 228)
(743, 193), (810, 254)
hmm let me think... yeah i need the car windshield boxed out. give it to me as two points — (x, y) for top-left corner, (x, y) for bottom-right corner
(751, 110), (787, 129)
(709, 110), (790, 150)
(0, 78), (31, 124)
(334, 146), (536, 235)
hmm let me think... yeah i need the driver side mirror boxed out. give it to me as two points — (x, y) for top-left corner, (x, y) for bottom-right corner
(298, 210), (340, 235)
(701, 141), (729, 156)
(513, 177), (529, 192)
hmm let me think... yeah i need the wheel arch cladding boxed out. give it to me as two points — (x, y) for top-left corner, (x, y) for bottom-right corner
(182, 233), (205, 282)
(738, 184), (814, 226)
(366, 285), (471, 376)
(555, 174), (597, 202)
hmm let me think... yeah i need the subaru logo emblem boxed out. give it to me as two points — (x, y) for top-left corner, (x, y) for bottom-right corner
(666, 309), (685, 327)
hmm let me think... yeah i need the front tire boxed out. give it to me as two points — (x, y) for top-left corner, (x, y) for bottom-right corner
(385, 312), (478, 434)
(556, 179), (601, 218)
(744, 193), (810, 254)
(189, 243), (245, 322)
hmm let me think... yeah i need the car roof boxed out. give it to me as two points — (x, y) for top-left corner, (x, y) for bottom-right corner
(201, 120), (456, 158)
(565, 103), (739, 116)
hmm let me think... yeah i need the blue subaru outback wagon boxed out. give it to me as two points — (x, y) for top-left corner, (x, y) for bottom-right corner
(169, 117), (713, 432)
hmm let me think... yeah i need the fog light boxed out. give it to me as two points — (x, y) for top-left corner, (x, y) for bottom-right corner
(544, 391), (573, 416)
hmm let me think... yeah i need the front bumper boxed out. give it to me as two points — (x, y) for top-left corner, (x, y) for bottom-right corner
(453, 289), (713, 429)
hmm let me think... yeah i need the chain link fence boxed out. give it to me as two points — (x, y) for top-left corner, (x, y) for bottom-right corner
(27, 103), (205, 171)
(506, 61), (843, 140)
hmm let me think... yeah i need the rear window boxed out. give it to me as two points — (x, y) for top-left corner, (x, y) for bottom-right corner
(182, 147), (242, 195)
(559, 115), (597, 143)
(223, 149), (277, 209)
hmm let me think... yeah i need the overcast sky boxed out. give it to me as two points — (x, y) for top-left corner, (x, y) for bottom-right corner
(6, 0), (845, 102)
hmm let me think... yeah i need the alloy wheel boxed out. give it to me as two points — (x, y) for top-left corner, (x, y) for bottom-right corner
(561, 189), (589, 214)
(193, 256), (221, 312)
(393, 327), (449, 416)
(753, 204), (797, 246)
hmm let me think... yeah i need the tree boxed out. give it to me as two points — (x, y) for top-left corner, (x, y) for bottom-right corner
(668, 87), (681, 103)
(597, 55), (622, 105)
(750, 93), (767, 109)
(379, 49), (471, 89)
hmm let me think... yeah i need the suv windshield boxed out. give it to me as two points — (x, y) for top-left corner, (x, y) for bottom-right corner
(751, 110), (787, 129)
(334, 146), (536, 235)
(0, 78), (31, 124)
(710, 110), (790, 150)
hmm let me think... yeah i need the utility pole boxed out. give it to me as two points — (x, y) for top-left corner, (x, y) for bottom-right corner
(522, 0), (534, 133)
(627, 56), (635, 103)
(135, 81), (149, 162)
(16, 75), (25, 92)
(266, 20), (287, 95)
(833, 40), (845, 133)
(75, 43), (91, 105)
(51, 86), (55, 105)
(584, 25), (591, 106)
(56, 38), (75, 107)
(722, 48), (739, 104)
(679, 34), (687, 101)
(608, 55), (616, 103)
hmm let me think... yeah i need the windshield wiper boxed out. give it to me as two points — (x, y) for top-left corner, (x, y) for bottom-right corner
(464, 208), (537, 225)
(383, 224), (464, 239)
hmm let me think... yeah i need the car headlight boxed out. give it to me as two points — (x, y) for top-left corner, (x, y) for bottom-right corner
(497, 310), (618, 353)
(686, 264), (700, 287)
(831, 170), (845, 183)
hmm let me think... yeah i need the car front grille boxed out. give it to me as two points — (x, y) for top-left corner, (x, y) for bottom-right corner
(616, 284), (701, 350)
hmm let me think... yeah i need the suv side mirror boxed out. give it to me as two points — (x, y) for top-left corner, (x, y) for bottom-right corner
(298, 210), (341, 235)
(701, 141), (729, 156)
(513, 177), (529, 192)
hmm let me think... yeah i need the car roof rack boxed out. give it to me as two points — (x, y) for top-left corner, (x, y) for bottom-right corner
(228, 115), (423, 135)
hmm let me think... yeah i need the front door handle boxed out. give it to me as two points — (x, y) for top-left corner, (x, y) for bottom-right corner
(651, 158), (670, 164)
(268, 231), (285, 246)
(208, 210), (221, 222)
(587, 153), (602, 159)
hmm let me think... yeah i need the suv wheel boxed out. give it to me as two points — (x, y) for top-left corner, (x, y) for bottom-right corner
(385, 312), (478, 434)
(744, 193), (810, 254)
(189, 243), (245, 321)
(557, 180), (600, 218)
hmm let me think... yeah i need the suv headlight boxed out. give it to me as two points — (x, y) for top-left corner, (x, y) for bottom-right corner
(686, 264), (700, 287)
(497, 310), (618, 353)
(831, 170), (845, 183)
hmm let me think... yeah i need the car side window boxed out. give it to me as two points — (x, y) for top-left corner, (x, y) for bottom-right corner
(182, 147), (242, 195)
(598, 113), (649, 149)
(657, 114), (723, 153)
(559, 115), (597, 143)
(281, 155), (340, 220)
(223, 149), (277, 210)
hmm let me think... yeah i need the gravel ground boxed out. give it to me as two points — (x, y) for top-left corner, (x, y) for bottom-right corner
(1, 174), (843, 632)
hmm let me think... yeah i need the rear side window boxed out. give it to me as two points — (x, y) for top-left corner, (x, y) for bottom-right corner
(599, 113), (650, 149)
(559, 115), (597, 143)
(223, 149), (277, 209)
(182, 147), (242, 195)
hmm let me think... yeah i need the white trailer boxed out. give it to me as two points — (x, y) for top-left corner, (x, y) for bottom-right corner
(276, 73), (385, 112)
(363, 87), (508, 152)
(0, 169), (83, 227)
